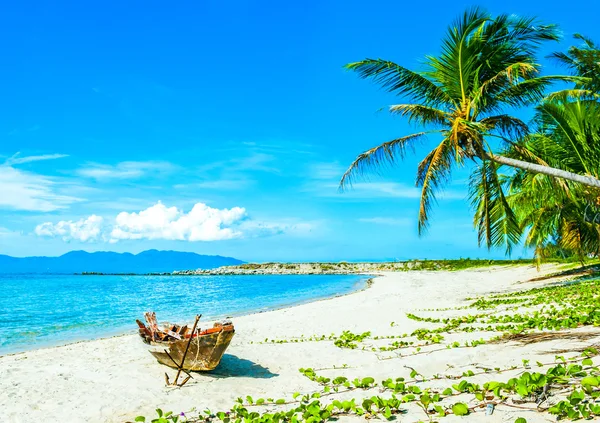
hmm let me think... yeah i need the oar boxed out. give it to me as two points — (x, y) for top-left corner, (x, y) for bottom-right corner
(163, 349), (194, 380)
(172, 314), (201, 386)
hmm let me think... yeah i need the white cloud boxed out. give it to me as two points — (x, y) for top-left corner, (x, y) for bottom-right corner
(358, 217), (412, 226)
(110, 202), (246, 242)
(5, 153), (69, 165)
(77, 161), (173, 180)
(33, 202), (315, 243)
(0, 165), (81, 211)
(35, 215), (104, 242)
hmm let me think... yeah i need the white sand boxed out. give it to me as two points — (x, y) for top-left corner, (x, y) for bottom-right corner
(2, 265), (598, 423)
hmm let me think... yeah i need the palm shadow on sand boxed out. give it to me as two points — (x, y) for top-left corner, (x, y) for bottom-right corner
(202, 354), (278, 379)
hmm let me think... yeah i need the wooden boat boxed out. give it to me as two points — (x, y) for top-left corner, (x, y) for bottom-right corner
(136, 312), (235, 371)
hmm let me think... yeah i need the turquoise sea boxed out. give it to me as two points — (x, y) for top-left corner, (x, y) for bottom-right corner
(0, 274), (368, 355)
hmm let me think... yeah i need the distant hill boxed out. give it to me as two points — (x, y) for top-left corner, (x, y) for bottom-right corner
(0, 250), (244, 274)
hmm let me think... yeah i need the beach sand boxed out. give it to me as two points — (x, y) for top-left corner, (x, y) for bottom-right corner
(2, 265), (598, 423)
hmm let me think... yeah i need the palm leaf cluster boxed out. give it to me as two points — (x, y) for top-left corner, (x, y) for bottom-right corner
(498, 100), (600, 260)
(550, 34), (600, 94)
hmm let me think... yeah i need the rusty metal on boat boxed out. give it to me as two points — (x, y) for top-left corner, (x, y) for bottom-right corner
(136, 312), (235, 371)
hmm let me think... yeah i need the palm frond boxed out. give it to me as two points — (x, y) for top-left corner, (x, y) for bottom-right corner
(388, 104), (448, 127)
(469, 159), (522, 253)
(548, 51), (577, 67)
(480, 114), (529, 139)
(548, 34), (600, 93)
(345, 59), (455, 107)
(339, 132), (432, 189)
(494, 75), (584, 108)
(534, 100), (599, 175)
(471, 62), (540, 114)
(573, 33), (596, 49)
(545, 89), (600, 102)
(416, 139), (456, 234)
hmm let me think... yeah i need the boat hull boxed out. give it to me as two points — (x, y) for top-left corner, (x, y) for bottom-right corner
(147, 329), (235, 371)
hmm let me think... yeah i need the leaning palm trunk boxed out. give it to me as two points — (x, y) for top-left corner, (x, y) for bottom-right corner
(484, 153), (600, 188)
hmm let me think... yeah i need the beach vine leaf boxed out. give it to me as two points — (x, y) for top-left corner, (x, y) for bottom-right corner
(451, 403), (469, 416)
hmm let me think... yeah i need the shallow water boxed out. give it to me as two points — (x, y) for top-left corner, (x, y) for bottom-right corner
(0, 273), (368, 355)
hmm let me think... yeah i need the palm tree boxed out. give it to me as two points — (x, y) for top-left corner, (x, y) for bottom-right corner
(340, 8), (599, 245)
(550, 34), (600, 94)
(472, 99), (600, 256)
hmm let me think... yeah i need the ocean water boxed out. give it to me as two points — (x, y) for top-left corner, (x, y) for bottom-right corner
(0, 274), (368, 355)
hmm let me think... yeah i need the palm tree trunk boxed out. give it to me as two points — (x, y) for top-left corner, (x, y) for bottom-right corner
(483, 152), (600, 189)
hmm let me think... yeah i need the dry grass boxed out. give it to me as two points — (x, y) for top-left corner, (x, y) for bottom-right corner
(525, 264), (600, 283)
(550, 344), (600, 354)
(494, 330), (600, 345)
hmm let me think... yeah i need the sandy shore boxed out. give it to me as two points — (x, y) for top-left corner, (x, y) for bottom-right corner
(2, 264), (597, 423)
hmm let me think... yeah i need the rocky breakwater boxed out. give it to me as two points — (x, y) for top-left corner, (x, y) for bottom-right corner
(172, 262), (421, 275)
(171, 259), (532, 275)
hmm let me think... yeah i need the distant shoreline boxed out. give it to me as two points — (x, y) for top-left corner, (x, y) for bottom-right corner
(75, 258), (541, 276)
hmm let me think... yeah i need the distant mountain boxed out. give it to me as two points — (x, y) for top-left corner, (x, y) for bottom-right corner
(0, 250), (244, 274)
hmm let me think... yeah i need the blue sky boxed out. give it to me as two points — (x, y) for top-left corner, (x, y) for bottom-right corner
(0, 0), (597, 261)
